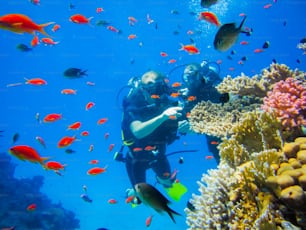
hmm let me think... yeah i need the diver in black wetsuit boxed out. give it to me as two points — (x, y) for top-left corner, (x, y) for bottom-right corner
(179, 61), (229, 163)
(120, 70), (190, 203)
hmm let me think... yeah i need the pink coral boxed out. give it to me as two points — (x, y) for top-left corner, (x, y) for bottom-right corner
(262, 77), (306, 129)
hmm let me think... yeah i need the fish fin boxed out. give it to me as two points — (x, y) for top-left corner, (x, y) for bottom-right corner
(164, 181), (188, 202)
(238, 16), (247, 30)
(38, 22), (55, 37)
(166, 206), (181, 223)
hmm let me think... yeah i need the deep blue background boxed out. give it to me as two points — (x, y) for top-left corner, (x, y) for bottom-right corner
(1, 0), (305, 229)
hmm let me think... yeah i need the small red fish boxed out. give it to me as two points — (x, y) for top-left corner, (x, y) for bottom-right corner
(108, 144), (115, 152)
(150, 94), (160, 99)
(86, 102), (95, 111)
(205, 155), (214, 160)
(81, 131), (90, 136)
(146, 215), (153, 227)
(198, 12), (221, 26)
(96, 7), (104, 13)
(67, 121), (81, 130)
(187, 96), (197, 102)
(240, 41), (249, 45)
(133, 147), (143, 152)
(97, 118), (108, 125)
(104, 132), (110, 139)
(86, 81), (95, 86)
(87, 166), (108, 175)
(179, 43), (200, 55)
(144, 146), (156, 151)
(254, 48), (264, 53)
(57, 136), (76, 148)
(125, 195), (135, 203)
(108, 199), (117, 204)
(31, 35), (39, 47)
(107, 25), (119, 33)
(70, 14), (93, 24)
(210, 141), (219, 145)
(27, 203), (37, 211)
(263, 3), (272, 9)
(30, 0), (40, 5)
(0, 13), (54, 36)
(44, 161), (66, 170)
(25, 78), (47, 85)
(89, 159), (99, 164)
(43, 113), (62, 122)
(128, 34), (137, 40)
(41, 37), (59, 45)
(128, 16), (137, 26)
(168, 59), (176, 64)
(9, 145), (49, 165)
(51, 24), (60, 32)
(171, 82), (181, 88)
(160, 51), (168, 57)
(61, 89), (77, 95)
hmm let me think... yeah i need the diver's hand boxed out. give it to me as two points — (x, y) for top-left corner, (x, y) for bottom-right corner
(178, 120), (190, 134)
(162, 107), (183, 120)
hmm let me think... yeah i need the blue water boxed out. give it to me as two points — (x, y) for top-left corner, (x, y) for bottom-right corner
(1, 0), (305, 229)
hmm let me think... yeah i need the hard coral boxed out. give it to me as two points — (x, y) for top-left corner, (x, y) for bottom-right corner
(262, 77), (306, 129)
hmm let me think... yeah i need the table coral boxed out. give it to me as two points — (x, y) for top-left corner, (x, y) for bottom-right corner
(262, 77), (306, 130)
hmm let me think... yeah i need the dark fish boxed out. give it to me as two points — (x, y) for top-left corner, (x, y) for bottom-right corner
(262, 41), (270, 49)
(214, 16), (247, 52)
(201, 0), (218, 8)
(230, 50), (236, 55)
(96, 228), (109, 230)
(69, 2), (75, 9)
(135, 183), (181, 223)
(65, 148), (76, 154)
(178, 157), (184, 164)
(300, 37), (306, 43)
(173, 30), (180, 35)
(80, 194), (92, 203)
(170, 10), (179, 15)
(296, 59), (300, 64)
(241, 56), (248, 61)
(12, 133), (20, 144)
(186, 201), (195, 211)
(272, 59), (277, 64)
(96, 20), (111, 27)
(283, 21), (287, 27)
(63, 68), (87, 78)
(226, 55), (233, 60)
(16, 44), (32, 52)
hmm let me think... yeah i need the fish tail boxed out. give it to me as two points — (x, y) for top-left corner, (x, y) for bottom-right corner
(40, 156), (51, 165)
(38, 22), (55, 37)
(238, 16), (247, 30)
(166, 206), (181, 223)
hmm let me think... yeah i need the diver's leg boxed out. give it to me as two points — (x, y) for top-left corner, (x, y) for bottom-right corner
(151, 154), (174, 187)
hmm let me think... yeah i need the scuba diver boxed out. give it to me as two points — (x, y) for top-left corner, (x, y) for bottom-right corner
(179, 60), (229, 163)
(116, 70), (189, 204)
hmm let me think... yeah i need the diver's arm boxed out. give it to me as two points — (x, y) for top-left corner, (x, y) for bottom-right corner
(130, 107), (182, 139)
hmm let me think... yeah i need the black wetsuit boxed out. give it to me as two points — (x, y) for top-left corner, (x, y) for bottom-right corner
(121, 87), (178, 187)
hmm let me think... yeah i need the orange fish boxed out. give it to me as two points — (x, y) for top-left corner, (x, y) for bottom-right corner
(150, 94), (160, 99)
(170, 92), (180, 98)
(9, 145), (49, 165)
(87, 166), (108, 175)
(108, 144), (115, 152)
(168, 59), (176, 64)
(44, 161), (66, 170)
(171, 82), (181, 88)
(57, 136), (76, 148)
(61, 89), (77, 95)
(179, 43), (200, 55)
(27, 203), (37, 211)
(67, 121), (81, 130)
(187, 96), (197, 101)
(86, 102), (95, 111)
(108, 199), (117, 204)
(146, 215), (153, 227)
(205, 155), (214, 160)
(96, 7), (104, 13)
(199, 12), (221, 27)
(0, 13), (54, 36)
(128, 16), (137, 26)
(144, 146), (156, 151)
(254, 48), (264, 53)
(125, 195), (135, 203)
(41, 37), (59, 45)
(240, 40), (249, 45)
(25, 78), (47, 85)
(89, 159), (99, 164)
(43, 113), (62, 122)
(128, 34), (137, 40)
(210, 141), (219, 145)
(31, 35), (39, 47)
(107, 25), (120, 33)
(51, 24), (60, 32)
(70, 14), (93, 24)
(160, 51), (168, 57)
(263, 3), (272, 9)
(81, 131), (90, 136)
(133, 147), (143, 152)
(97, 118), (108, 125)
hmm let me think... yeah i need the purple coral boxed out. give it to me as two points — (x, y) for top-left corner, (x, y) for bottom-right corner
(262, 77), (306, 129)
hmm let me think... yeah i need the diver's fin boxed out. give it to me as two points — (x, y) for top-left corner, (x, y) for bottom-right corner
(165, 181), (187, 202)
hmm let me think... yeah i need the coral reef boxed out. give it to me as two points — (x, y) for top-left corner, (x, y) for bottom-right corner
(216, 63), (297, 98)
(0, 153), (79, 230)
(262, 77), (306, 130)
(297, 42), (306, 54)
